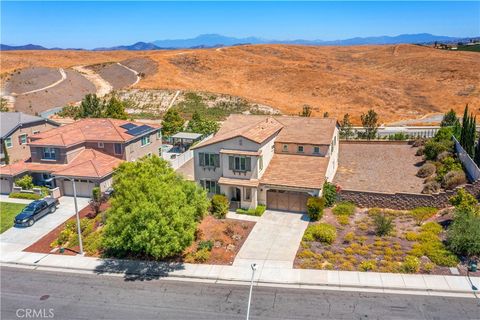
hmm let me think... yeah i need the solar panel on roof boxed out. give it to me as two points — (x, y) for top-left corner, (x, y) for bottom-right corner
(120, 123), (138, 130)
(126, 125), (154, 136)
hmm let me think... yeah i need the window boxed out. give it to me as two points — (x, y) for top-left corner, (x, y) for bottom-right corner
(199, 153), (220, 167)
(259, 156), (263, 171)
(157, 130), (161, 139)
(5, 137), (12, 148)
(98, 142), (104, 148)
(42, 147), (56, 160)
(19, 134), (27, 145)
(33, 130), (40, 135)
(141, 135), (151, 146)
(114, 143), (123, 155)
(158, 147), (162, 157)
(147, 153), (152, 157)
(239, 139), (243, 146)
(244, 187), (251, 201)
(229, 155), (251, 172)
(282, 144), (288, 152)
(201, 180), (220, 194)
(297, 145), (304, 153)
(313, 146), (320, 154)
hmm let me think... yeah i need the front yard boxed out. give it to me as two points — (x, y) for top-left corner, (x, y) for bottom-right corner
(295, 202), (478, 276)
(0, 202), (26, 233)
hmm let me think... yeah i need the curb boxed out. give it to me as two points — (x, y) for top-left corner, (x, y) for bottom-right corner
(2, 261), (478, 296)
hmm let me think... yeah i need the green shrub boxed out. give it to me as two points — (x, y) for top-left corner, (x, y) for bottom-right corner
(303, 223), (337, 244)
(344, 232), (355, 243)
(84, 230), (104, 255)
(198, 240), (213, 251)
(410, 207), (437, 225)
(236, 205), (266, 216)
(422, 262), (435, 273)
(422, 181), (441, 194)
(210, 194), (229, 219)
(401, 255), (420, 273)
(412, 230), (459, 267)
(405, 232), (418, 241)
(14, 175), (34, 190)
(442, 170), (467, 190)
(332, 202), (355, 216)
(193, 248), (211, 263)
(447, 207), (480, 258)
(417, 163), (436, 178)
(420, 222), (443, 235)
(306, 197), (325, 221)
(423, 140), (453, 161)
(336, 215), (350, 225)
(449, 188), (477, 208)
(373, 214), (394, 236)
(9, 192), (41, 200)
(359, 260), (377, 271)
(322, 182), (337, 207)
(436, 157), (462, 181)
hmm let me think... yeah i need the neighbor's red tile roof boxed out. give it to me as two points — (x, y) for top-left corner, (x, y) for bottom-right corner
(260, 153), (329, 190)
(0, 149), (123, 179)
(193, 114), (337, 149)
(29, 118), (159, 147)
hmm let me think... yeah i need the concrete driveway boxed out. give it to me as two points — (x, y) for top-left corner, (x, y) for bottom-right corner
(0, 196), (90, 253)
(233, 210), (309, 269)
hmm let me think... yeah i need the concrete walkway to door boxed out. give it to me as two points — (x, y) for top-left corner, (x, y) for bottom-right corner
(233, 210), (309, 269)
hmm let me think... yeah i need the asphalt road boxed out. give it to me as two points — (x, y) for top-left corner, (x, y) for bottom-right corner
(1, 267), (478, 320)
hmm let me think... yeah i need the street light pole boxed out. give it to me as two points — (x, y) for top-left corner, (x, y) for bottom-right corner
(246, 263), (257, 320)
(55, 176), (83, 256)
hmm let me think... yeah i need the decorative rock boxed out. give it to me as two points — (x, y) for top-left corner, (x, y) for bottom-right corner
(226, 244), (236, 251)
(232, 234), (241, 241)
(214, 241), (222, 248)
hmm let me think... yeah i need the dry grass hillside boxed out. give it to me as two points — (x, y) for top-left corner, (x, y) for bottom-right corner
(2, 44), (479, 123)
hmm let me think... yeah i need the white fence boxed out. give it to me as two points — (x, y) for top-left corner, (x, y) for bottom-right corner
(168, 150), (194, 170)
(453, 136), (480, 182)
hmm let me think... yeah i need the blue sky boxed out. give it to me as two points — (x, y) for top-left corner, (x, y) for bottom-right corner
(1, 1), (479, 49)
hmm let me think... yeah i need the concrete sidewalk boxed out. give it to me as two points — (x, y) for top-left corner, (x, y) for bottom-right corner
(1, 249), (479, 298)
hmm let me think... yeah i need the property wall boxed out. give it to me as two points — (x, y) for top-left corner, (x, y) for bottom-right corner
(338, 180), (480, 210)
(124, 131), (162, 161)
(3, 121), (58, 163)
(325, 127), (340, 181)
(454, 136), (480, 182)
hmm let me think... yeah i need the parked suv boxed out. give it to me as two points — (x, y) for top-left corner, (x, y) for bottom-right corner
(14, 198), (59, 227)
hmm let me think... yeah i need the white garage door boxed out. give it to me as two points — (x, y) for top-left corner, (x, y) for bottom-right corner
(0, 177), (12, 194)
(63, 179), (95, 198)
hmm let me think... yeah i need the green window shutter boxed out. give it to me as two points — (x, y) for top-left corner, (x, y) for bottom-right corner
(214, 154), (220, 167)
(246, 157), (251, 171)
(199, 152), (205, 166)
(229, 156), (234, 170)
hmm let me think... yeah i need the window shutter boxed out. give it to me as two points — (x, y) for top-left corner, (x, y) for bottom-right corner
(214, 154), (220, 167)
(246, 157), (251, 171)
(216, 183), (221, 194)
(199, 152), (205, 166)
(229, 156), (234, 170)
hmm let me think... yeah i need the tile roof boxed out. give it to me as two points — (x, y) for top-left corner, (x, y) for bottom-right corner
(0, 149), (123, 179)
(260, 154), (329, 190)
(220, 149), (262, 156)
(29, 118), (159, 147)
(193, 114), (337, 149)
(0, 112), (59, 138)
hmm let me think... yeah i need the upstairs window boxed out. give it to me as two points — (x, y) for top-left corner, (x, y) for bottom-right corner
(43, 147), (56, 160)
(98, 142), (104, 148)
(114, 143), (123, 155)
(141, 135), (151, 146)
(19, 134), (27, 145)
(157, 130), (161, 139)
(259, 156), (263, 171)
(313, 146), (320, 154)
(229, 155), (251, 172)
(282, 144), (288, 152)
(5, 137), (12, 148)
(297, 145), (304, 153)
(199, 152), (220, 167)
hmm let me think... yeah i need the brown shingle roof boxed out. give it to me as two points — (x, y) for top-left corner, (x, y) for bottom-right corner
(193, 114), (337, 149)
(29, 118), (159, 147)
(260, 154), (329, 190)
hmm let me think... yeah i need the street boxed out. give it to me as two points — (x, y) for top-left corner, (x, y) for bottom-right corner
(1, 267), (478, 320)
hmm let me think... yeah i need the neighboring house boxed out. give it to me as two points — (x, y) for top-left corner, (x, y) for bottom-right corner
(0, 112), (60, 165)
(0, 118), (162, 197)
(192, 114), (339, 212)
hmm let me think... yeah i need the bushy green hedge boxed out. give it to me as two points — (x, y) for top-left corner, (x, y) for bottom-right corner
(332, 202), (355, 216)
(9, 192), (41, 200)
(322, 182), (337, 207)
(303, 223), (337, 244)
(210, 194), (229, 219)
(306, 197), (325, 221)
(14, 175), (34, 190)
(236, 205), (266, 216)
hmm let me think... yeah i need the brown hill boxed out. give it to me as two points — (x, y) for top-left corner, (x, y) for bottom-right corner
(2, 44), (479, 123)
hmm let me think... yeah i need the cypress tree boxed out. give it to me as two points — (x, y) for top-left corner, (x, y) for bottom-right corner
(460, 104), (469, 148)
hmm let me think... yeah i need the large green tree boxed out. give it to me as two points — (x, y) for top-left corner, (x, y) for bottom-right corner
(447, 204), (480, 259)
(440, 109), (460, 127)
(161, 108), (185, 137)
(102, 156), (209, 259)
(339, 113), (353, 140)
(186, 111), (219, 135)
(299, 104), (312, 117)
(78, 94), (104, 119)
(103, 95), (128, 120)
(360, 109), (379, 140)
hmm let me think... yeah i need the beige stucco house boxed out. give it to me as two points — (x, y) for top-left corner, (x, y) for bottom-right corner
(192, 114), (339, 212)
(0, 118), (162, 197)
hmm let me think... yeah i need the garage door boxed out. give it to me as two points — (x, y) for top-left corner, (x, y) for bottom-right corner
(267, 190), (309, 212)
(63, 179), (95, 198)
(0, 177), (12, 194)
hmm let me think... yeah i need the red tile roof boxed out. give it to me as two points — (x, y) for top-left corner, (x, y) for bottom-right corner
(29, 118), (159, 147)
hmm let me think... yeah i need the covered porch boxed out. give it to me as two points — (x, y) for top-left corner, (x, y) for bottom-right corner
(218, 177), (259, 210)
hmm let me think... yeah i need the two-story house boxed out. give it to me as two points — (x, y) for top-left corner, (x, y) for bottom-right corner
(192, 114), (339, 212)
(0, 118), (162, 197)
(0, 112), (60, 165)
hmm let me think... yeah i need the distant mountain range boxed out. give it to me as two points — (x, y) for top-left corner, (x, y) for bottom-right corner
(2, 33), (477, 51)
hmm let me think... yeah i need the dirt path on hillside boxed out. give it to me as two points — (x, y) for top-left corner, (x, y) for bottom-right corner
(72, 65), (112, 97)
(116, 62), (140, 87)
(11, 68), (67, 96)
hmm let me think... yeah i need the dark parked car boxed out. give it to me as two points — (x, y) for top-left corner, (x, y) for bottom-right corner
(14, 198), (59, 227)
